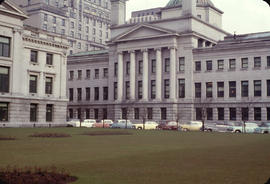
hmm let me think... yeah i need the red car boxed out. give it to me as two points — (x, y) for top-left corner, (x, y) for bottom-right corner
(157, 121), (178, 130)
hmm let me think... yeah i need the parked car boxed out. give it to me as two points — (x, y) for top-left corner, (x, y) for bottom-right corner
(180, 121), (202, 131)
(157, 121), (178, 130)
(204, 122), (236, 132)
(226, 122), (259, 133)
(255, 122), (270, 134)
(81, 119), (96, 128)
(111, 120), (134, 129)
(67, 119), (80, 127)
(94, 119), (114, 128)
(133, 121), (158, 130)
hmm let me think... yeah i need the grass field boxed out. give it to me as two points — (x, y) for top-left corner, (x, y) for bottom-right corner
(0, 128), (270, 184)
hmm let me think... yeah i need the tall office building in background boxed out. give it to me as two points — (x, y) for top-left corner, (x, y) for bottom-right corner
(13, 0), (111, 55)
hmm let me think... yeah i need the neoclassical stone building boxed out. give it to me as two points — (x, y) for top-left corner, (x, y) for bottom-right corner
(0, 1), (69, 126)
(67, 0), (270, 123)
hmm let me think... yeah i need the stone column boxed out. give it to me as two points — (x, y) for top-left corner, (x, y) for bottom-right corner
(129, 51), (136, 100)
(170, 47), (177, 100)
(143, 49), (149, 100)
(117, 52), (124, 101)
(156, 48), (162, 100)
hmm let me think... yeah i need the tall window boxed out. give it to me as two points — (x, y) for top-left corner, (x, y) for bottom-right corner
(103, 108), (107, 119)
(195, 61), (201, 71)
(217, 60), (224, 70)
(196, 108), (202, 120)
(267, 108), (270, 120)
(126, 61), (130, 75)
(126, 81), (130, 100)
(161, 108), (167, 120)
(30, 50), (38, 63)
(94, 69), (99, 79)
(207, 108), (213, 120)
(195, 83), (201, 98)
(114, 82), (117, 100)
(254, 57), (261, 68)
(267, 56), (270, 67)
(138, 81), (142, 99)
(46, 53), (53, 65)
(103, 87), (108, 100)
(69, 88), (73, 101)
(86, 87), (90, 101)
(179, 57), (185, 72)
(0, 102), (8, 121)
(151, 80), (156, 99)
(229, 59), (236, 70)
(94, 109), (99, 119)
(164, 58), (170, 72)
(229, 108), (236, 121)
(77, 108), (81, 120)
(86, 69), (90, 79)
(0, 66), (9, 93)
(254, 80), (261, 97)
(138, 60), (143, 74)
(254, 107), (261, 121)
(218, 108), (224, 120)
(94, 87), (99, 100)
(147, 108), (153, 119)
(30, 104), (38, 122)
(114, 63), (118, 76)
(241, 58), (248, 69)
(151, 59), (156, 73)
(103, 68), (108, 78)
(164, 79), (170, 99)
(85, 109), (90, 119)
(241, 81), (249, 97)
(229, 81), (236, 97)
(121, 108), (127, 119)
(77, 88), (82, 101)
(134, 108), (139, 119)
(77, 70), (82, 80)
(267, 80), (270, 96)
(69, 71), (74, 80)
(178, 79), (185, 98)
(206, 82), (213, 98)
(45, 77), (53, 94)
(242, 108), (249, 121)
(29, 75), (37, 93)
(217, 82), (224, 97)
(206, 60), (212, 71)
(0, 36), (10, 57)
(46, 104), (53, 122)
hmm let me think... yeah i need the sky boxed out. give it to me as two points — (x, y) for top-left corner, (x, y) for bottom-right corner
(126, 0), (270, 34)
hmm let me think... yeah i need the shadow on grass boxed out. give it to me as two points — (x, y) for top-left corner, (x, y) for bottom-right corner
(0, 166), (77, 184)
(82, 131), (132, 136)
(29, 133), (71, 138)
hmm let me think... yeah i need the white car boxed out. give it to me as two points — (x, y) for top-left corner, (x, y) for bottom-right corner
(80, 119), (96, 128)
(133, 121), (159, 130)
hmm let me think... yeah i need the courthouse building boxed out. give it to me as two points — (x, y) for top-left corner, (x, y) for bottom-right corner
(0, 0), (69, 126)
(67, 0), (270, 123)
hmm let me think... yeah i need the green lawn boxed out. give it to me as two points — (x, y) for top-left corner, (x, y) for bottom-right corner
(0, 128), (270, 184)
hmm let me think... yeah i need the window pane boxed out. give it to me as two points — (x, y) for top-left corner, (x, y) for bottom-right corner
(0, 66), (9, 93)
(0, 102), (8, 121)
(30, 104), (38, 122)
(46, 104), (53, 122)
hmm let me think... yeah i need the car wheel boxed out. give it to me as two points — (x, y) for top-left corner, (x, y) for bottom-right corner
(183, 128), (188, 132)
(137, 127), (142, 130)
(207, 129), (212, 132)
(235, 130), (241, 133)
(263, 131), (268, 134)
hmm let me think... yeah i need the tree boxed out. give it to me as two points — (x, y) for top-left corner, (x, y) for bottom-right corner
(196, 98), (212, 132)
(122, 107), (132, 129)
(139, 107), (148, 130)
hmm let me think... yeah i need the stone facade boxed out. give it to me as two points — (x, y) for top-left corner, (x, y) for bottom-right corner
(12, 0), (111, 55)
(0, 1), (69, 127)
(66, 0), (270, 123)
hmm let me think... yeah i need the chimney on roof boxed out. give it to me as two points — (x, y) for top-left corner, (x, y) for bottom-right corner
(182, 0), (196, 16)
(110, 0), (128, 26)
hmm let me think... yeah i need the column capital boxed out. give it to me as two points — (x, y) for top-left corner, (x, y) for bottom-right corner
(128, 50), (135, 54)
(154, 47), (162, 52)
(168, 46), (177, 50)
(141, 48), (149, 53)
(117, 51), (124, 55)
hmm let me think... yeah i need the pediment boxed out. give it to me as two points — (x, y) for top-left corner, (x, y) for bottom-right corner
(0, 1), (28, 20)
(112, 24), (179, 42)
